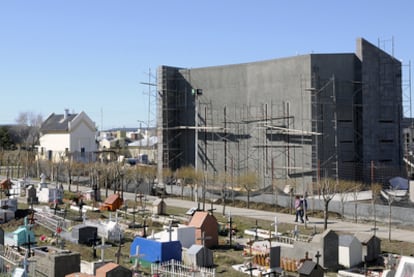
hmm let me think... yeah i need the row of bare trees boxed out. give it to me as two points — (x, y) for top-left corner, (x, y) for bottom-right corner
(1, 148), (399, 238)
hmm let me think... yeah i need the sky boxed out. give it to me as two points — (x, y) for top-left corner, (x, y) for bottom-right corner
(1, 1), (413, 130)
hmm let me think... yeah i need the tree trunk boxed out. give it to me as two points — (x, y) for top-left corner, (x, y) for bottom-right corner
(247, 191), (250, 209)
(181, 183), (184, 199)
(354, 202), (358, 223)
(222, 189), (227, 215)
(324, 201), (330, 230)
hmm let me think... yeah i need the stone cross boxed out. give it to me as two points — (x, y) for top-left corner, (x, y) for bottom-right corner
(271, 216), (278, 237)
(252, 220), (261, 241)
(315, 251), (322, 265)
(130, 245), (145, 273)
(95, 237), (111, 262)
(293, 224), (299, 239)
(165, 222), (175, 242)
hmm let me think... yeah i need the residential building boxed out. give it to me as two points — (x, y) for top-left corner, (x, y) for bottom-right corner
(38, 109), (98, 162)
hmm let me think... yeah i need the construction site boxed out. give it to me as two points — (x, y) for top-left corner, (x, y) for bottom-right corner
(156, 37), (409, 194)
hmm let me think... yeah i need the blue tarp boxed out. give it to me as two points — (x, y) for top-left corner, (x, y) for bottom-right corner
(130, 237), (182, 263)
(388, 176), (409, 190)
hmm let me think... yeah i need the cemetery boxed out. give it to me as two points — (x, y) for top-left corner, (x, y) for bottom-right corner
(0, 176), (412, 277)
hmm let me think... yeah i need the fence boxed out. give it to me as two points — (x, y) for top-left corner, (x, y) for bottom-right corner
(151, 259), (215, 277)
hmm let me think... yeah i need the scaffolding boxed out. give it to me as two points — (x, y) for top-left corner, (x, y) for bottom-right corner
(158, 39), (406, 192)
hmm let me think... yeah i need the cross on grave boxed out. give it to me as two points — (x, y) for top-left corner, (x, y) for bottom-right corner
(90, 232), (100, 259)
(28, 200), (36, 225)
(227, 212), (233, 246)
(207, 202), (216, 215)
(130, 245), (145, 273)
(197, 231), (212, 248)
(115, 233), (123, 264)
(141, 217), (149, 238)
(265, 229), (273, 248)
(95, 237), (111, 262)
(271, 216), (278, 237)
(315, 251), (322, 265)
(244, 262), (257, 277)
(165, 221), (175, 242)
(252, 220), (261, 241)
(197, 231), (212, 267)
(293, 224), (299, 239)
(22, 249), (37, 276)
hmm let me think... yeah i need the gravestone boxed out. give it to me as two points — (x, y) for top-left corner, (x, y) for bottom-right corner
(269, 246), (280, 268)
(311, 229), (338, 270)
(27, 186), (38, 204)
(71, 224), (98, 245)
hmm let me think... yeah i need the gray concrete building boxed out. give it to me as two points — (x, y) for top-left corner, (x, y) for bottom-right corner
(157, 38), (403, 193)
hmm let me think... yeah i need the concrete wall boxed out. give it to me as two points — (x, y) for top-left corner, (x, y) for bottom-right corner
(168, 184), (414, 227)
(356, 38), (403, 180)
(159, 38), (403, 191)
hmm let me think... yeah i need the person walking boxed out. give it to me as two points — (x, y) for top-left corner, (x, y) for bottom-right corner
(294, 195), (304, 223)
(301, 194), (309, 222)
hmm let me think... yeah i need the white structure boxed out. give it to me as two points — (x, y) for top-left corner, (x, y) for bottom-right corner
(148, 225), (196, 248)
(183, 244), (214, 267)
(339, 235), (363, 268)
(0, 197), (16, 225)
(84, 219), (123, 242)
(38, 109), (97, 162)
(37, 183), (64, 204)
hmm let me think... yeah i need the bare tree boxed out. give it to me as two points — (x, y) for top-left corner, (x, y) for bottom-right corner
(351, 182), (363, 223)
(176, 166), (197, 200)
(320, 178), (337, 230)
(371, 183), (382, 237)
(238, 171), (259, 209)
(217, 171), (231, 215)
(336, 180), (356, 219)
(141, 165), (157, 195)
(14, 111), (43, 150)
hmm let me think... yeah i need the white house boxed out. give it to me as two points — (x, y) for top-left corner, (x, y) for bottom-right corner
(338, 234), (363, 268)
(38, 109), (98, 162)
(148, 225), (196, 249)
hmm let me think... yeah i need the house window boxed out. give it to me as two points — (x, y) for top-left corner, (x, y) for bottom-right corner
(81, 147), (85, 158)
(47, 150), (52, 161)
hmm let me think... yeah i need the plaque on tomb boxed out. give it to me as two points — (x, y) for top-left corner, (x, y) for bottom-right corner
(71, 224), (98, 245)
(269, 246), (280, 268)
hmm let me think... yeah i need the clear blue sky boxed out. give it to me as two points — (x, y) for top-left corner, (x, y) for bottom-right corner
(1, 1), (413, 129)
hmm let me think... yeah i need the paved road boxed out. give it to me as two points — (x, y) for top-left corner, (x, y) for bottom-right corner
(9, 177), (413, 244)
(165, 199), (414, 243)
(117, 190), (414, 244)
